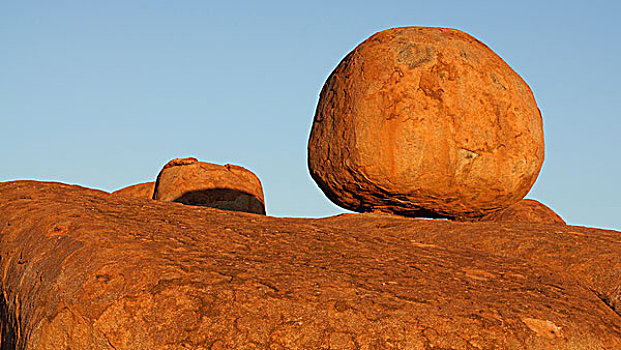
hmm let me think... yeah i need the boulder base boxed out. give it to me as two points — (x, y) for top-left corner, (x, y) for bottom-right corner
(477, 199), (566, 224)
(308, 27), (544, 219)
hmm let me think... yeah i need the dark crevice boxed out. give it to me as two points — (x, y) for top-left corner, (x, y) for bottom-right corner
(103, 332), (118, 350)
(0, 294), (17, 350)
(590, 288), (621, 318)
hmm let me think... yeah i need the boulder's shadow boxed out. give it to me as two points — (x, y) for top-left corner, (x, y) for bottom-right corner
(172, 188), (266, 215)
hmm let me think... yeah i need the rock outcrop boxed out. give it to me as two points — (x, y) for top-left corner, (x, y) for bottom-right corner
(477, 199), (566, 224)
(111, 182), (155, 200)
(1, 181), (620, 349)
(153, 157), (266, 215)
(308, 27), (544, 219)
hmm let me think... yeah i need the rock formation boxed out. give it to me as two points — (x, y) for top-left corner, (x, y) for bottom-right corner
(308, 27), (544, 219)
(1, 181), (620, 349)
(477, 199), (566, 224)
(153, 157), (266, 215)
(111, 181), (155, 200)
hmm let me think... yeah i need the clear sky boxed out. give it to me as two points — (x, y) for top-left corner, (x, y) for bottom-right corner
(1, 1), (619, 230)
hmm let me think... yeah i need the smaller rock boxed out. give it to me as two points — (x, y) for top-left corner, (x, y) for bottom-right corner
(477, 199), (565, 224)
(112, 182), (155, 200)
(153, 157), (266, 215)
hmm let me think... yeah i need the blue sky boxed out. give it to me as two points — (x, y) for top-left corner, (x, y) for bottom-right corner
(1, 1), (619, 230)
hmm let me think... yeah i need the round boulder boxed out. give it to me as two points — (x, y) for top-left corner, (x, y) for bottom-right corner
(477, 199), (565, 224)
(308, 27), (544, 219)
(112, 182), (155, 200)
(153, 157), (266, 215)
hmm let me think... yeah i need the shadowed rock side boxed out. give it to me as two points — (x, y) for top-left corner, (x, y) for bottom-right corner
(1, 181), (620, 349)
(111, 182), (155, 200)
(308, 27), (544, 219)
(476, 199), (566, 224)
(173, 188), (266, 215)
(153, 157), (266, 215)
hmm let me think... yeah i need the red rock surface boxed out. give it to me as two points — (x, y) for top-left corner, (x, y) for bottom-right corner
(111, 181), (155, 200)
(477, 199), (566, 224)
(308, 27), (544, 219)
(1, 181), (620, 349)
(153, 157), (266, 215)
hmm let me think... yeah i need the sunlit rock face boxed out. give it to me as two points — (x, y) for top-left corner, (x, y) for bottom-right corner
(1, 181), (620, 349)
(308, 27), (544, 219)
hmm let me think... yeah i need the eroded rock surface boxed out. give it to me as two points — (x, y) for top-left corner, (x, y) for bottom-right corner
(1, 181), (620, 349)
(153, 157), (266, 215)
(476, 199), (566, 224)
(112, 181), (155, 200)
(308, 27), (544, 219)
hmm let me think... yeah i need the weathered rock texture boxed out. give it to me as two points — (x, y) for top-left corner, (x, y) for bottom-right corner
(153, 157), (266, 215)
(308, 27), (545, 219)
(111, 182), (155, 200)
(477, 199), (566, 224)
(1, 181), (620, 349)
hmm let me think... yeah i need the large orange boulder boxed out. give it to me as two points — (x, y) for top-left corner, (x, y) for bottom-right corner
(477, 199), (566, 224)
(308, 27), (544, 219)
(153, 157), (266, 215)
(111, 181), (155, 200)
